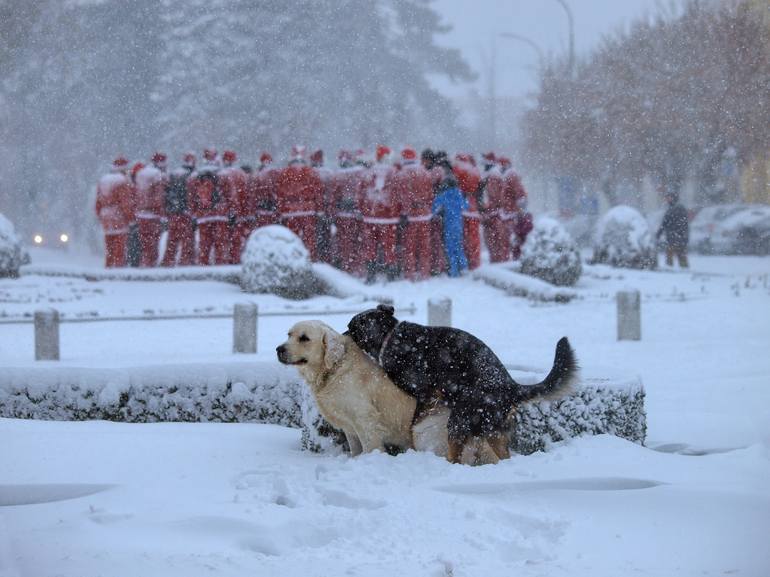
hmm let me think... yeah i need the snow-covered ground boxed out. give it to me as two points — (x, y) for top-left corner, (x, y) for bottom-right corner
(1, 248), (770, 576)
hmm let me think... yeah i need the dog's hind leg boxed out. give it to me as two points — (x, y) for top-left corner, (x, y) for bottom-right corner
(461, 438), (500, 466)
(487, 433), (511, 461)
(447, 438), (465, 464)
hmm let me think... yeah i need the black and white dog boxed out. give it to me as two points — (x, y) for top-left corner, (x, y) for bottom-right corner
(346, 304), (578, 463)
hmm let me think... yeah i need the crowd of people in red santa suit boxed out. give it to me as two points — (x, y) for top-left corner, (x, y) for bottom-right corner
(95, 145), (533, 281)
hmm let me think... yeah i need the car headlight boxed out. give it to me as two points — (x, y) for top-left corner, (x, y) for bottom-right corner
(33, 234), (43, 244)
(59, 233), (69, 243)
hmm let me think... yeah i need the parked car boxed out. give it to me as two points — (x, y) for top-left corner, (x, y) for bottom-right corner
(689, 204), (751, 254)
(710, 205), (770, 255)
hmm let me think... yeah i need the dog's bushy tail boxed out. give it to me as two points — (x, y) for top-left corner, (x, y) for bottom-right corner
(514, 337), (579, 404)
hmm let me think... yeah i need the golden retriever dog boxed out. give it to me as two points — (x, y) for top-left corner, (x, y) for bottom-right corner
(276, 320), (417, 456)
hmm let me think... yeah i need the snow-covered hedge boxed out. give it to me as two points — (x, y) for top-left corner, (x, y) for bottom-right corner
(0, 363), (305, 426)
(1, 364), (645, 458)
(241, 225), (320, 299)
(473, 264), (578, 303)
(510, 379), (646, 454)
(591, 206), (657, 270)
(519, 216), (582, 286)
(301, 375), (647, 455)
(0, 213), (24, 278)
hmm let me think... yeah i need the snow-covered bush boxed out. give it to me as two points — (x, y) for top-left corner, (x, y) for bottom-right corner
(519, 216), (582, 286)
(1, 364), (646, 457)
(591, 205), (657, 269)
(0, 363), (306, 425)
(302, 379), (647, 455)
(0, 213), (24, 278)
(240, 225), (319, 299)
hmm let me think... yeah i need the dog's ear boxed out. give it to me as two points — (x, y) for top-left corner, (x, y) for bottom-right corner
(323, 329), (345, 371)
(377, 303), (395, 316)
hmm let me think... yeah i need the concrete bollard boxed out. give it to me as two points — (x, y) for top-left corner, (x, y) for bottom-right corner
(427, 297), (452, 327)
(617, 290), (641, 341)
(233, 303), (258, 354)
(34, 308), (60, 361)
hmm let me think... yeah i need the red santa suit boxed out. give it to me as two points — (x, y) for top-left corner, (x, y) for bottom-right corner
(160, 154), (196, 267)
(480, 160), (508, 262)
(329, 153), (364, 275)
(311, 150), (334, 264)
(501, 162), (530, 259)
(453, 155), (482, 270)
(189, 150), (230, 265)
(134, 153), (168, 267)
(361, 158), (400, 280)
(219, 151), (249, 264)
(392, 150), (433, 280)
(276, 149), (323, 260)
(95, 158), (134, 268)
(252, 155), (279, 228)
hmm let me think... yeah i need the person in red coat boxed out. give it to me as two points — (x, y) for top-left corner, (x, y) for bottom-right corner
(134, 152), (168, 267)
(499, 157), (531, 259)
(391, 147), (433, 281)
(479, 152), (508, 262)
(189, 148), (230, 265)
(251, 152), (279, 229)
(276, 146), (323, 260)
(453, 153), (482, 270)
(329, 150), (364, 275)
(161, 152), (196, 267)
(311, 149), (334, 264)
(360, 146), (400, 282)
(219, 150), (249, 263)
(95, 157), (134, 267)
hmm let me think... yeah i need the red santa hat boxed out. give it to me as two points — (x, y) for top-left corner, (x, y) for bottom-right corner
(497, 156), (511, 170)
(112, 156), (129, 169)
(203, 148), (218, 162)
(182, 152), (196, 167)
(260, 152), (273, 164)
(310, 149), (324, 165)
(481, 151), (496, 163)
(376, 145), (391, 162)
(401, 147), (417, 161)
(222, 150), (237, 165)
(151, 151), (167, 167)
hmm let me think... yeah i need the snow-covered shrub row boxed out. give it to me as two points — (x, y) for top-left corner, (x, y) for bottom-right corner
(241, 225), (321, 299)
(301, 378), (647, 455)
(472, 265), (578, 303)
(0, 363), (305, 426)
(519, 216), (582, 286)
(20, 264), (241, 284)
(591, 205), (657, 270)
(0, 213), (24, 278)
(510, 380), (646, 454)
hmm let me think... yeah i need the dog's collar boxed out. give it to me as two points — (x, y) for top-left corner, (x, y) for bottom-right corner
(377, 322), (401, 366)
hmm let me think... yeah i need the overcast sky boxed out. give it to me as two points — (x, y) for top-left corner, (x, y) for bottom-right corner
(433, 0), (669, 101)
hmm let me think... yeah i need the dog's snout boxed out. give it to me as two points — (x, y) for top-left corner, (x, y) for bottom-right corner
(276, 344), (286, 354)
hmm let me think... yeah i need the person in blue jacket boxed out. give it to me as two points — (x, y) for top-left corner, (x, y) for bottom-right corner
(432, 175), (469, 277)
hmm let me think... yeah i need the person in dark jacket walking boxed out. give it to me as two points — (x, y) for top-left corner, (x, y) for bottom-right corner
(656, 192), (690, 268)
(432, 175), (469, 277)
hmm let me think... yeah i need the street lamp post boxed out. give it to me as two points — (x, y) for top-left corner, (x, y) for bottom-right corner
(499, 32), (545, 70)
(553, 0), (575, 75)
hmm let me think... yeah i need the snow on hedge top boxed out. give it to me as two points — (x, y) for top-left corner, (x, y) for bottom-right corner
(592, 205), (656, 269)
(241, 225), (315, 298)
